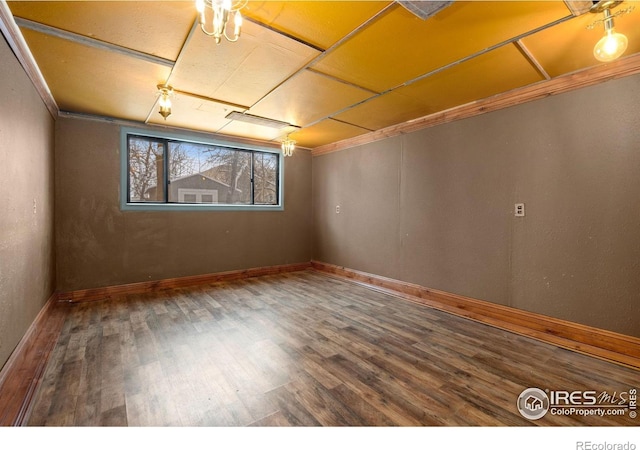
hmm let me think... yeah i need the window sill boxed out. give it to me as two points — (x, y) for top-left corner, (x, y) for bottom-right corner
(120, 202), (284, 212)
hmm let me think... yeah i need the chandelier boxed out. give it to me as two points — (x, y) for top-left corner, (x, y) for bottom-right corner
(281, 135), (296, 157)
(195, 0), (247, 44)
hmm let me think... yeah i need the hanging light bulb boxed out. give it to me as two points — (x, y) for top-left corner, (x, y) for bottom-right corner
(156, 85), (173, 120)
(589, 1), (632, 62)
(233, 7), (243, 39)
(594, 30), (628, 61)
(281, 135), (296, 157)
(196, 0), (205, 15)
(195, 0), (246, 44)
(593, 9), (628, 61)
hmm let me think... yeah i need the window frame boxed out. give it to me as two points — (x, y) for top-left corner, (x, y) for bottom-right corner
(120, 127), (284, 211)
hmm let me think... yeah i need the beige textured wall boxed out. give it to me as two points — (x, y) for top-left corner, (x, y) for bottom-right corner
(0, 39), (56, 370)
(313, 74), (640, 338)
(55, 116), (312, 292)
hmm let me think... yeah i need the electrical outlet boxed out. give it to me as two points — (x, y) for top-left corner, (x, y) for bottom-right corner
(336, 205), (340, 214)
(515, 203), (525, 217)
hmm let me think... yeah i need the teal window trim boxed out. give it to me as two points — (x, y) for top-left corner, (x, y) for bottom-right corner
(120, 126), (284, 212)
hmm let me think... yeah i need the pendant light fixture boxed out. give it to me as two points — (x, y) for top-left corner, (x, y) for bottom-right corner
(589, 0), (634, 62)
(157, 84), (174, 120)
(281, 135), (296, 157)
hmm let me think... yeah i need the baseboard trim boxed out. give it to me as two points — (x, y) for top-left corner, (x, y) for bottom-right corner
(0, 293), (67, 426)
(311, 261), (640, 370)
(57, 262), (313, 303)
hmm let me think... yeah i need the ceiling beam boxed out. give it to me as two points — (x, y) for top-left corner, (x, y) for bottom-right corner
(515, 40), (551, 81)
(0, 1), (58, 118)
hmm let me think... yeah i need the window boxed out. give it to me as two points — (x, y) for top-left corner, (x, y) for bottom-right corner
(122, 130), (282, 211)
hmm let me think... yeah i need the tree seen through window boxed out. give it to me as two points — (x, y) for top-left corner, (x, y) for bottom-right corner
(127, 134), (279, 206)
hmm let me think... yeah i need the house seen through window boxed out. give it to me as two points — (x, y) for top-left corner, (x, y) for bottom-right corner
(126, 134), (280, 207)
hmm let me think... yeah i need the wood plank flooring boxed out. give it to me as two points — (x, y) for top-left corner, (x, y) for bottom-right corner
(26, 270), (639, 426)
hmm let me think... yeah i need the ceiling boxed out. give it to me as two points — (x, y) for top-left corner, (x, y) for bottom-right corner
(5, 0), (640, 150)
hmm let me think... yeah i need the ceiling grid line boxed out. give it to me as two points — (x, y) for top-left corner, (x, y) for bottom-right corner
(144, 16), (199, 124)
(301, 12), (576, 133)
(312, 51), (640, 156)
(305, 67), (380, 95)
(243, 15), (325, 53)
(14, 16), (175, 68)
(6, 1), (640, 148)
(246, 1), (398, 112)
(396, 14), (574, 90)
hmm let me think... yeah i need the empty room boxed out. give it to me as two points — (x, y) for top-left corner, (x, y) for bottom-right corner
(1, 0), (639, 442)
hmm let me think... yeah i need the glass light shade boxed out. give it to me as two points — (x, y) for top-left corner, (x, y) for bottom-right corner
(157, 86), (173, 120)
(158, 94), (171, 109)
(594, 29), (628, 61)
(158, 104), (171, 119)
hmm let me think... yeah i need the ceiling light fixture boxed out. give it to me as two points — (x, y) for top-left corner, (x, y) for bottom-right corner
(281, 135), (296, 157)
(396, 1), (453, 20)
(588, 0), (634, 62)
(225, 111), (298, 129)
(195, 0), (247, 44)
(157, 84), (174, 120)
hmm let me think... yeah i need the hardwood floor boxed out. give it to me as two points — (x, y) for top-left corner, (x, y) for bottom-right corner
(26, 270), (638, 426)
